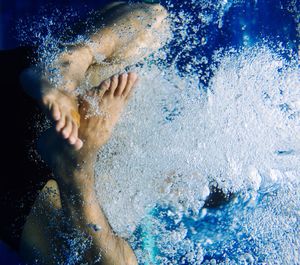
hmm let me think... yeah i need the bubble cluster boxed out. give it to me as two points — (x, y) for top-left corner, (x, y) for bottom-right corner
(95, 45), (300, 264)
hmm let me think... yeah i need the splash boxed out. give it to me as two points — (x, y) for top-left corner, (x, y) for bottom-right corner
(94, 45), (300, 264)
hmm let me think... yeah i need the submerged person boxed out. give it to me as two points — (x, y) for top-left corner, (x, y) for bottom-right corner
(26, 73), (139, 264)
(0, 1), (169, 264)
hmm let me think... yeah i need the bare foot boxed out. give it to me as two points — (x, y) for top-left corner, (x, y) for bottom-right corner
(37, 72), (138, 175)
(20, 67), (84, 150)
(20, 46), (93, 150)
(79, 72), (138, 150)
(42, 88), (83, 149)
(36, 72), (138, 265)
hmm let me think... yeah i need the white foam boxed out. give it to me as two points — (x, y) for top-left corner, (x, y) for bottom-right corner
(94, 46), (300, 244)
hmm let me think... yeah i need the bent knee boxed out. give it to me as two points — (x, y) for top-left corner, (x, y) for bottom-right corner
(142, 3), (170, 36)
(144, 3), (168, 25)
(150, 3), (168, 19)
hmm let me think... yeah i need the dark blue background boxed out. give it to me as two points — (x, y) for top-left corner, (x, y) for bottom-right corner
(0, 0), (298, 50)
(0, 0), (112, 49)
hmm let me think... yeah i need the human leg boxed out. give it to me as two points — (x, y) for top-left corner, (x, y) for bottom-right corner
(20, 73), (138, 265)
(21, 3), (169, 150)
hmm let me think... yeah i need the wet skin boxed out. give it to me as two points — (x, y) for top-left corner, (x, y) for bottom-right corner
(19, 2), (169, 264)
(21, 2), (169, 150)
(21, 73), (139, 265)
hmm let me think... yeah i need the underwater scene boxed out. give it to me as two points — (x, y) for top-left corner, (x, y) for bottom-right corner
(0, 0), (299, 264)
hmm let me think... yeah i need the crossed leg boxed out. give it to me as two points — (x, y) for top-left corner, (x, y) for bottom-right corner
(20, 73), (138, 265)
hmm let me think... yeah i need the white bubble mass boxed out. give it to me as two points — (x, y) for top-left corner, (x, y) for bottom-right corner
(94, 45), (300, 264)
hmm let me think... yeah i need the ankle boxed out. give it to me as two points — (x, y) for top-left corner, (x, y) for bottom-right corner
(55, 150), (96, 189)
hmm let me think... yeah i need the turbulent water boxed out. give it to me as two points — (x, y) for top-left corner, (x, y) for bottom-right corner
(95, 46), (300, 264)
(18, 0), (300, 264)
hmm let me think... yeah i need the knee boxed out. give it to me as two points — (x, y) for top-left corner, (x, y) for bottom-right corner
(153, 4), (168, 18)
(140, 3), (170, 36)
(146, 3), (168, 24)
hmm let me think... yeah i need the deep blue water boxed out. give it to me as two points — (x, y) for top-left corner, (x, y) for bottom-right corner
(1, 0), (298, 51)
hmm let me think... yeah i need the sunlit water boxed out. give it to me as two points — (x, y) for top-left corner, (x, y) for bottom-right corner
(18, 0), (300, 264)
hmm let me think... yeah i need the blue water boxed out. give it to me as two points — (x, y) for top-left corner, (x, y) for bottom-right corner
(132, 1), (299, 264)
(133, 188), (296, 264)
(0, 0), (299, 264)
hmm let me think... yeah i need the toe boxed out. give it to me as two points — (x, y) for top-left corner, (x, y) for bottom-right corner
(56, 114), (66, 132)
(74, 139), (83, 150)
(68, 122), (78, 145)
(42, 96), (50, 107)
(62, 117), (73, 139)
(109, 75), (119, 96)
(123, 72), (138, 98)
(51, 103), (61, 121)
(100, 79), (111, 92)
(115, 73), (128, 96)
(98, 79), (111, 98)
